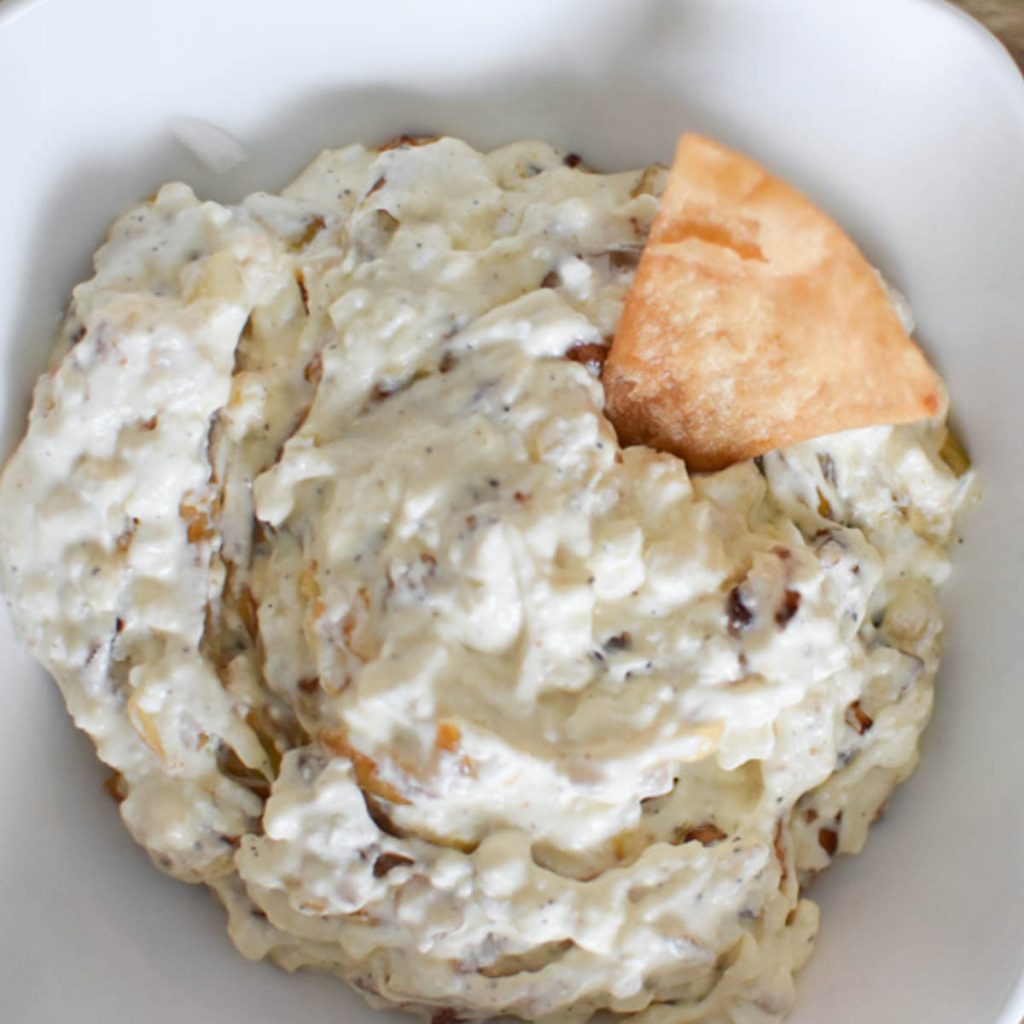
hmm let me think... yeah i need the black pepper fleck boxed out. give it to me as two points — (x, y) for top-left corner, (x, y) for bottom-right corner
(603, 631), (632, 653)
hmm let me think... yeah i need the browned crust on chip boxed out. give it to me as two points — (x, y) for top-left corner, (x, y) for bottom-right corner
(603, 133), (947, 472)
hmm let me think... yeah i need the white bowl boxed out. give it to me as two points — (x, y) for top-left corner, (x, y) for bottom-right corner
(1, 1), (1022, 1021)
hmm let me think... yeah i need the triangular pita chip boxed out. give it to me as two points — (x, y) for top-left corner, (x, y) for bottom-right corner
(602, 133), (947, 472)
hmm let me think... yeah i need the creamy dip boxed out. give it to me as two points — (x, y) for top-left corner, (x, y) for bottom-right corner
(0, 137), (972, 1023)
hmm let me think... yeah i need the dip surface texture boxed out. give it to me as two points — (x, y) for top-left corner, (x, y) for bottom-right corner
(0, 138), (971, 1024)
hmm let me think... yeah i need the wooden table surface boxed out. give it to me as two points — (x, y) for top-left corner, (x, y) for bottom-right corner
(951, 0), (1024, 69)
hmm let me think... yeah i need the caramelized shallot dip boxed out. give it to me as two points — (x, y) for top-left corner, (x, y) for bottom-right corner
(0, 137), (973, 1023)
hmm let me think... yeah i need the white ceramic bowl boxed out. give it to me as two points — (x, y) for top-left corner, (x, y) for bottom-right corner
(1, 1), (1022, 1021)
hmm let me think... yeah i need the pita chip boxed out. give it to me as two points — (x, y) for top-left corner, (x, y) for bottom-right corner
(602, 133), (947, 472)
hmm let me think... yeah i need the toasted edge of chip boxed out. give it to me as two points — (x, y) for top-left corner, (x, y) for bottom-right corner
(603, 133), (947, 472)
